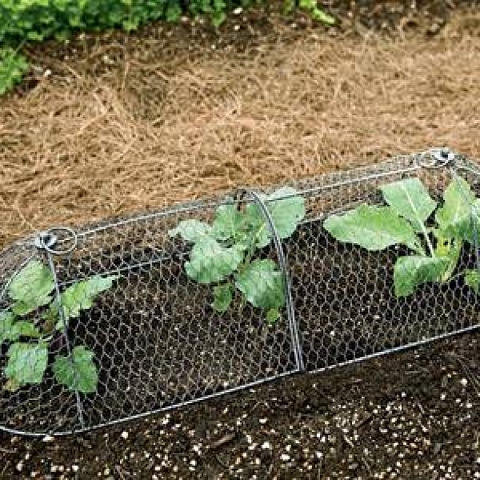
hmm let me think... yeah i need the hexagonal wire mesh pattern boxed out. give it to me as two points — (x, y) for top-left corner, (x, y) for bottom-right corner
(1, 149), (479, 436)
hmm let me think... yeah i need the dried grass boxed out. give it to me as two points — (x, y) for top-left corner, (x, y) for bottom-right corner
(1, 14), (480, 248)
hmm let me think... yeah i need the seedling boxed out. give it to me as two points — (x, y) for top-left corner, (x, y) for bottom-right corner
(169, 187), (305, 324)
(0, 260), (118, 393)
(324, 176), (480, 297)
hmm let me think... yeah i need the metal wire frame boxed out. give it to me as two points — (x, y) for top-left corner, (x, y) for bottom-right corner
(0, 148), (479, 437)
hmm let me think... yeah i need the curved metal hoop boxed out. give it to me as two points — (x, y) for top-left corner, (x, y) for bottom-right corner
(240, 188), (305, 372)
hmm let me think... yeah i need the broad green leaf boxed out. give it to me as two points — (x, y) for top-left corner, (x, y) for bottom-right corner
(436, 177), (477, 239)
(235, 259), (284, 310)
(245, 187), (306, 248)
(464, 199), (480, 245)
(380, 178), (437, 232)
(0, 311), (15, 343)
(265, 187), (306, 238)
(212, 284), (233, 313)
(53, 346), (98, 393)
(266, 308), (280, 325)
(168, 219), (212, 243)
(212, 204), (245, 242)
(434, 233), (462, 282)
(9, 321), (41, 341)
(185, 237), (244, 284)
(244, 203), (271, 249)
(9, 260), (54, 315)
(324, 205), (423, 252)
(465, 269), (480, 293)
(4, 342), (48, 389)
(393, 256), (449, 297)
(58, 275), (119, 326)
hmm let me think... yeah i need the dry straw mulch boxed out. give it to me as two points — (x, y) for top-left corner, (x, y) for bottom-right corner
(1, 12), (480, 249)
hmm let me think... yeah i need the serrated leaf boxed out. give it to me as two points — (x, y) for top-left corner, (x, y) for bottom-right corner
(4, 342), (48, 389)
(245, 187), (305, 248)
(235, 259), (284, 310)
(185, 237), (244, 284)
(53, 346), (98, 393)
(8, 260), (54, 315)
(436, 176), (477, 239)
(465, 269), (480, 293)
(212, 204), (245, 242)
(266, 308), (280, 325)
(324, 205), (423, 252)
(168, 219), (212, 243)
(380, 178), (437, 232)
(212, 284), (233, 313)
(57, 275), (118, 327)
(393, 256), (449, 297)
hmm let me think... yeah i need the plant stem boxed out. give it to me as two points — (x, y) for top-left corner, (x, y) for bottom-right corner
(420, 224), (436, 258)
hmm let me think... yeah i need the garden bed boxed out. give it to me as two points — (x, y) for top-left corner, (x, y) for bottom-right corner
(1, 1), (480, 477)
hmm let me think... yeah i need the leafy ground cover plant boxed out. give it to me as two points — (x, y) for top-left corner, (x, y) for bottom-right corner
(324, 176), (480, 297)
(0, 0), (335, 96)
(0, 260), (118, 393)
(0, 47), (28, 95)
(169, 187), (305, 324)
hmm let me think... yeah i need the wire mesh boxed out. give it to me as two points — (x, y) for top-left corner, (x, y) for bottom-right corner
(1, 149), (479, 436)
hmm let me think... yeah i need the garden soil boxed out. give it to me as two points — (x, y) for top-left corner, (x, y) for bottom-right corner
(1, 1), (480, 478)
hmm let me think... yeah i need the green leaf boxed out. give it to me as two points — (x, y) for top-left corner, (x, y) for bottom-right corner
(235, 259), (285, 310)
(393, 256), (449, 297)
(53, 346), (98, 393)
(58, 275), (118, 326)
(380, 178), (437, 232)
(0, 311), (15, 344)
(266, 308), (280, 325)
(434, 232), (462, 282)
(465, 269), (480, 293)
(212, 204), (244, 242)
(168, 219), (212, 243)
(324, 205), (423, 252)
(8, 260), (55, 315)
(9, 321), (41, 341)
(0, 49), (29, 96)
(266, 187), (306, 239)
(185, 237), (244, 284)
(4, 342), (48, 389)
(212, 284), (233, 313)
(436, 176), (477, 239)
(311, 8), (336, 24)
(245, 187), (306, 248)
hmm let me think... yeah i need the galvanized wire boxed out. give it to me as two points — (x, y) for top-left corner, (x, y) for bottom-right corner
(0, 148), (479, 437)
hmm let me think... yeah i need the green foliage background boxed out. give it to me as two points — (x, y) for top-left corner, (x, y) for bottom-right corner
(0, 0), (333, 94)
(0, 0), (333, 45)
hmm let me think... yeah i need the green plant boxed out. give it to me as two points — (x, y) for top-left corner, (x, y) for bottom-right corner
(324, 177), (480, 297)
(169, 187), (305, 324)
(0, 47), (28, 95)
(0, 260), (118, 393)
(284, 0), (335, 25)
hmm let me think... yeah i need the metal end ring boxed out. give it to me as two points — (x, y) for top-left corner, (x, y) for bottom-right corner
(35, 227), (78, 255)
(416, 147), (456, 169)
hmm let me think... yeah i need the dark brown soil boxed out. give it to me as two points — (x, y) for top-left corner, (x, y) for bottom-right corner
(1, 333), (479, 478)
(1, 0), (480, 478)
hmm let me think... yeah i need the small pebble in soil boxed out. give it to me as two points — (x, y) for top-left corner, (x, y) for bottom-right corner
(120, 431), (129, 440)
